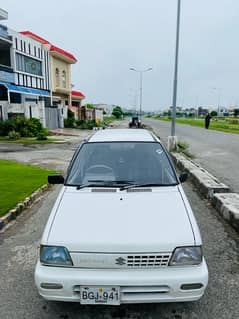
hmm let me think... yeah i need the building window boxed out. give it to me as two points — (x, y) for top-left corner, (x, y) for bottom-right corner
(62, 70), (66, 88)
(16, 53), (42, 76)
(55, 68), (60, 87)
(28, 43), (31, 55)
(10, 92), (21, 104)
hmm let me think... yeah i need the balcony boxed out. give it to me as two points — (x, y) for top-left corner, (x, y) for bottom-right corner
(0, 24), (12, 42)
(0, 65), (14, 83)
(0, 64), (13, 73)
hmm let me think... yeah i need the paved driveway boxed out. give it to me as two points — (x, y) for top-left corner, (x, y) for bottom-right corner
(0, 130), (91, 172)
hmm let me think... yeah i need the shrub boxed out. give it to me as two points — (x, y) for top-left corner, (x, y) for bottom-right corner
(0, 119), (16, 136)
(8, 130), (21, 140)
(75, 119), (99, 130)
(64, 118), (75, 128)
(75, 119), (85, 126)
(64, 109), (75, 128)
(86, 119), (97, 130)
(0, 117), (48, 137)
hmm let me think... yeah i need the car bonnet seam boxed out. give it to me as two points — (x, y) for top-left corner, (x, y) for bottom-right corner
(177, 186), (196, 245)
(46, 187), (67, 243)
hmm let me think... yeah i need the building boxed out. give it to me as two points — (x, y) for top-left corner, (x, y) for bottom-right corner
(92, 104), (114, 116)
(70, 90), (85, 119)
(80, 106), (103, 124)
(0, 10), (85, 129)
(20, 31), (78, 128)
(0, 8), (8, 20)
(0, 12), (51, 125)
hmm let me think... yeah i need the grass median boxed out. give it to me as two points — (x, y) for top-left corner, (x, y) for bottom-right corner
(151, 116), (239, 134)
(0, 160), (56, 217)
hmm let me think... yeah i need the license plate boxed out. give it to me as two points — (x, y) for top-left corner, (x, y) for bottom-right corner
(80, 286), (120, 305)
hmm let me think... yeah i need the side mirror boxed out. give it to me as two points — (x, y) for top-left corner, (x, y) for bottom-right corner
(179, 172), (188, 183)
(48, 174), (65, 184)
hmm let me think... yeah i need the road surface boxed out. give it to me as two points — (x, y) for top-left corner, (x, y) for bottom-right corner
(144, 118), (239, 193)
(0, 131), (239, 318)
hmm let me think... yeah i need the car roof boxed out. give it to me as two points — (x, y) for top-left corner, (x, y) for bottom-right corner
(88, 129), (159, 143)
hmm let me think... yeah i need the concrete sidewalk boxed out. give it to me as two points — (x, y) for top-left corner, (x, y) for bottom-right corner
(171, 152), (239, 233)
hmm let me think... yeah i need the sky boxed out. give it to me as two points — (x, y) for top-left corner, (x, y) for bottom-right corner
(1, 0), (239, 111)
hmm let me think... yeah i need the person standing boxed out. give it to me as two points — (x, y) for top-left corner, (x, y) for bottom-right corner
(205, 113), (211, 129)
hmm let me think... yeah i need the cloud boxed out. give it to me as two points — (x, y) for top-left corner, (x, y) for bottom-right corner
(1, 0), (239, 110)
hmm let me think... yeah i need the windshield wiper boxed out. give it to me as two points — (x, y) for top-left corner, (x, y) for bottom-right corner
(120, 183), (178, 191)
(76, 183), (105, 190)
(76, 180), (134, 190)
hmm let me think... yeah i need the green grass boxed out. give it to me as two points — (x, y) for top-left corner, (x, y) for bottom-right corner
(103, 116), (125, 125)
(0, 160), (56, 217)
(153, 117), (239, 134)
(0, 137), (61, 145)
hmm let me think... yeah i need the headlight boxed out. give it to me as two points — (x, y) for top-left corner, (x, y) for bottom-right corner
(169, 246), (202, 266)
(40, 245), (73, 266)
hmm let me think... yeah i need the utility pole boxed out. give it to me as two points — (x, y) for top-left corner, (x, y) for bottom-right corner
(130, 68), (152, 121)
(168, 0), (181, 150)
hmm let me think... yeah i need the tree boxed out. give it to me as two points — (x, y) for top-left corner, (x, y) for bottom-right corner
(85, 103), (94, 109)
(210, 111), (217, 117)
(112, 106), (123, 119)
(234, 109), (239, 117)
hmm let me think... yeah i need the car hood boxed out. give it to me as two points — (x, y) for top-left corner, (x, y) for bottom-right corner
(46, 187), (195, 252)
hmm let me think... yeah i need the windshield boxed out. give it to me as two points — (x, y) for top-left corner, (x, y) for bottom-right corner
(66, 142), (178, 187)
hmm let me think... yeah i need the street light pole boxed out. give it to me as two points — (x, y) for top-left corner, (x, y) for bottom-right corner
(171, 0), (181, 137)
(130, 67), (152, 120)
(139, 71), (143, 120)
(212, 88), (221, 116)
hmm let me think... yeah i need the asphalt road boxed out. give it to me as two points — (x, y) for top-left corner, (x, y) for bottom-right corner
(0, 131), (239, 318)
(144, 118), (239, 193)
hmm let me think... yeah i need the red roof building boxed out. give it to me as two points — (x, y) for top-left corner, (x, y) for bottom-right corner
(20, 30), (86, 123)
(71, 90), (85, 99)
(20, 31), (77, 63)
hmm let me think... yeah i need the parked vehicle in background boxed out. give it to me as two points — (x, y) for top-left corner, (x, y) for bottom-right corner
(129, 116), (141, 128)
(35, 128), (208, 305)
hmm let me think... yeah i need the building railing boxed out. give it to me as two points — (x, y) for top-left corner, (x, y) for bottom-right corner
(0, 64), (13, 73)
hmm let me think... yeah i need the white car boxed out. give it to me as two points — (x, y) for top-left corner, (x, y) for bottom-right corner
(35, 129), (208, 305)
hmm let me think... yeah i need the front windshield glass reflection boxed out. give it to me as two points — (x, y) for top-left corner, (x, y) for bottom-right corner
(66, 142), (177, 186)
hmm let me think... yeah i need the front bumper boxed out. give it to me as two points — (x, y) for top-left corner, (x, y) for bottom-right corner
(35, 258), (208, 304)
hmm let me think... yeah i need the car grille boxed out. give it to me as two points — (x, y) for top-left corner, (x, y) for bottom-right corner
(127, 254), (171, 267)
(70, 253), (171, 269)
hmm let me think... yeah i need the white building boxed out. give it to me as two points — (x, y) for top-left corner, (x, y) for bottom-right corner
(0, 8), (8, 20)
(0, 25), (51, 126)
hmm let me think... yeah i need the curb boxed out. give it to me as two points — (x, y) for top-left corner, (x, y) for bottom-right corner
(171, 152), (239, 233)
(0, 184), (50, 231)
